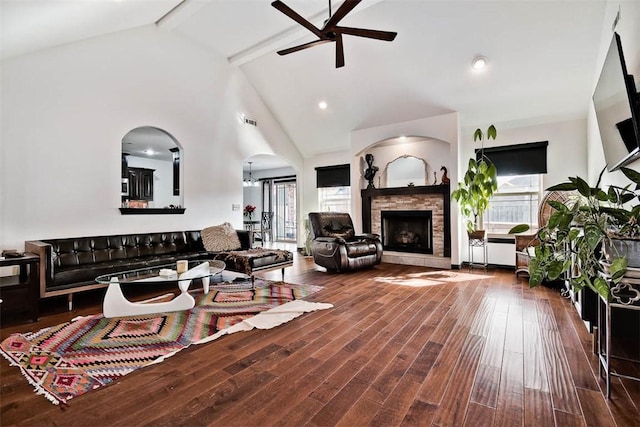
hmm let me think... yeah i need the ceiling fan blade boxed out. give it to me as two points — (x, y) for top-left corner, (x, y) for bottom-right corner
(335, 26), (397, 41)
(323, 0), (362, 30)
(335, 33), (345, 68)
(277, 39), (332, 56)
(271, 1), (323, 38)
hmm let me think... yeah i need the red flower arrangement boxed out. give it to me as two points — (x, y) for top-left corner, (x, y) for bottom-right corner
(244, 205), (256, 217)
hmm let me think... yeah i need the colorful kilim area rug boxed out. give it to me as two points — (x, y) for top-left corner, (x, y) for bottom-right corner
(0, 280), (330, 405)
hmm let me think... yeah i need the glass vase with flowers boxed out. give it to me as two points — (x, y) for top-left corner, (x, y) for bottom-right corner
(244, 204), (256, 221)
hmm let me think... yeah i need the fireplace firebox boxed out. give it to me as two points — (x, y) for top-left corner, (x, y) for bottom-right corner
(381, 210), (433, 254)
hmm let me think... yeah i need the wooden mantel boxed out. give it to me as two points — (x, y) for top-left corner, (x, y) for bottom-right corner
(361, 184), (451, 257)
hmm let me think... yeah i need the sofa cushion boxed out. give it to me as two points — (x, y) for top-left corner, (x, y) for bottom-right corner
(53, 252), (210, 288)
(201, 223), (241, 252)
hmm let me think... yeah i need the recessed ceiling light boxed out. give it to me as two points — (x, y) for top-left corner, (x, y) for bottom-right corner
(471, 56), (488, 71)
(318, 101), (328, 110)
(399, 135), (407, 141)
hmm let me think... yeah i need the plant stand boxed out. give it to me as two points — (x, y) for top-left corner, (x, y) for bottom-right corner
(467, 234), (488, 270)
(597, 264), (640, 398)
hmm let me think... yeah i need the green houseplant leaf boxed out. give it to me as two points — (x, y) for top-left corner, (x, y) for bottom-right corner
(508, 165), (640, 300)
(508, 224), (530, 234)
(621, 167), (640, 186)
(452, 125), (499, 235)
(486, 125), (497, 140)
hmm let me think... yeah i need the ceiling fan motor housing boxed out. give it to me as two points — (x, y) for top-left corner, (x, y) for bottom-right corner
(272, 0), (397, 68)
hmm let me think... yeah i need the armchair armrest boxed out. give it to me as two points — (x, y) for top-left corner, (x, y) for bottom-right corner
(24, 240), (53, 298)
(515, 234), (539, 252)
(314, 236), (345, 244)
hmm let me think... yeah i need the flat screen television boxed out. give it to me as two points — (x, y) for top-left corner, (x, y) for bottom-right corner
(593, 32), (640, 172)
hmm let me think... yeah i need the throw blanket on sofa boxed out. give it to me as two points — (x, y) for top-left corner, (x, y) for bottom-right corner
(213, 248), (293, 276)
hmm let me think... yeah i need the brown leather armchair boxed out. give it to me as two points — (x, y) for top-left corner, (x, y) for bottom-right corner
(308, 212), (383, 272)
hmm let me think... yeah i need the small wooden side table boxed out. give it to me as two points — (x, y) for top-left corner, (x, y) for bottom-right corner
(0, 252), (40, 322)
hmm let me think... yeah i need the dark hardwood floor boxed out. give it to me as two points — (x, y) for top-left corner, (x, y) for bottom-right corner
(1, 255), (639, 426)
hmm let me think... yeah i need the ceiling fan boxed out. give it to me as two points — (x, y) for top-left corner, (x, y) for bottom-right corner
(271, 0), (397, 68)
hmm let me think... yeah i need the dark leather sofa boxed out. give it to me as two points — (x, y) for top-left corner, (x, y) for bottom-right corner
(308, 212), (382, 272)
(25, 229), (291, 310)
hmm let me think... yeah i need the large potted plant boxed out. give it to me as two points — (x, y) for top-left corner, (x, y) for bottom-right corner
(509, 166), (640, 299)
(452, 125), (499, 239)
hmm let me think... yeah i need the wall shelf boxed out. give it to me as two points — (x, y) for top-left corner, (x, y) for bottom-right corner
(119, 208), (185, 215)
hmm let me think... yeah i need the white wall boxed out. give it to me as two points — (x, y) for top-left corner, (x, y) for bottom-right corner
(461, 118), (589, 188)
(458, 117), (588, 266)
(0, 25), (302, 250)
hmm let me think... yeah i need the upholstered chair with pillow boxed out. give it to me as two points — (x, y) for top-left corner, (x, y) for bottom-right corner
(515, 190), (574, 277)
(308, 212), (382, 273)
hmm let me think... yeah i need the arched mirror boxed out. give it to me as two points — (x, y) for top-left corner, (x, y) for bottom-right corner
(385, 155), (427, 187)
(120, 126), (184, 214)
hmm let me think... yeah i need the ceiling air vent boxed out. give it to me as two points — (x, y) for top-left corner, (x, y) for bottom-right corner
(244, 116), (257, 127)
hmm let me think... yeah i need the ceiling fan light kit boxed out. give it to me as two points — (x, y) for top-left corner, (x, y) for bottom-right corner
(271, 0), (397, 68)
(243, 162), (260, 187)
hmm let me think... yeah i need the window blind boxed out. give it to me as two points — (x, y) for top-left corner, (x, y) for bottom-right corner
(476, 141), (548, 176)
(316, 164), (350, 188)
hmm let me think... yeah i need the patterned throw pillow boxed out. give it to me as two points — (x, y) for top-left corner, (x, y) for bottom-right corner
(201, 222), (241, 252)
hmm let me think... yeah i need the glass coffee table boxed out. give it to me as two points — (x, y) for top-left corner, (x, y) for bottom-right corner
(96, 260), (225, 318)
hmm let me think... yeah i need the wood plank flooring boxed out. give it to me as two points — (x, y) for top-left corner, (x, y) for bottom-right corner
(1, 256), (639, 426)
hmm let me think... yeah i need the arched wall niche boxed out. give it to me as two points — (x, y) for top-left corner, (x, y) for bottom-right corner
(349, 112), (460, 266)
(357, 135), (451, 189)
(120, 126), (184, 214)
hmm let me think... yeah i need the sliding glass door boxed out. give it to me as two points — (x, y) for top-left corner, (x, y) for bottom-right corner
(272, 180), (297, 242)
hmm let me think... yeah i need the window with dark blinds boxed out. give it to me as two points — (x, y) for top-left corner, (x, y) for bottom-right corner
(316, 164), (350, 188)
(475, 141), (548, 176)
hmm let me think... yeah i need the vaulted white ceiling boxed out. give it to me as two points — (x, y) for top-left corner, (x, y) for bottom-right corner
(1, 0), (609, 159)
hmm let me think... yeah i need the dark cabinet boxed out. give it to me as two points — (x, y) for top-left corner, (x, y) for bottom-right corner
(128, 167), (154, 201)
(0, 253), (40, 322)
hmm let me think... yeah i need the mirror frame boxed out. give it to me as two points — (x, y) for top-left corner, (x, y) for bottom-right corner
(384, 155), (429, 188)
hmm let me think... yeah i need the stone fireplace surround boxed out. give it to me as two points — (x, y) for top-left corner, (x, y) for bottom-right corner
(361, 184), (451, 268)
